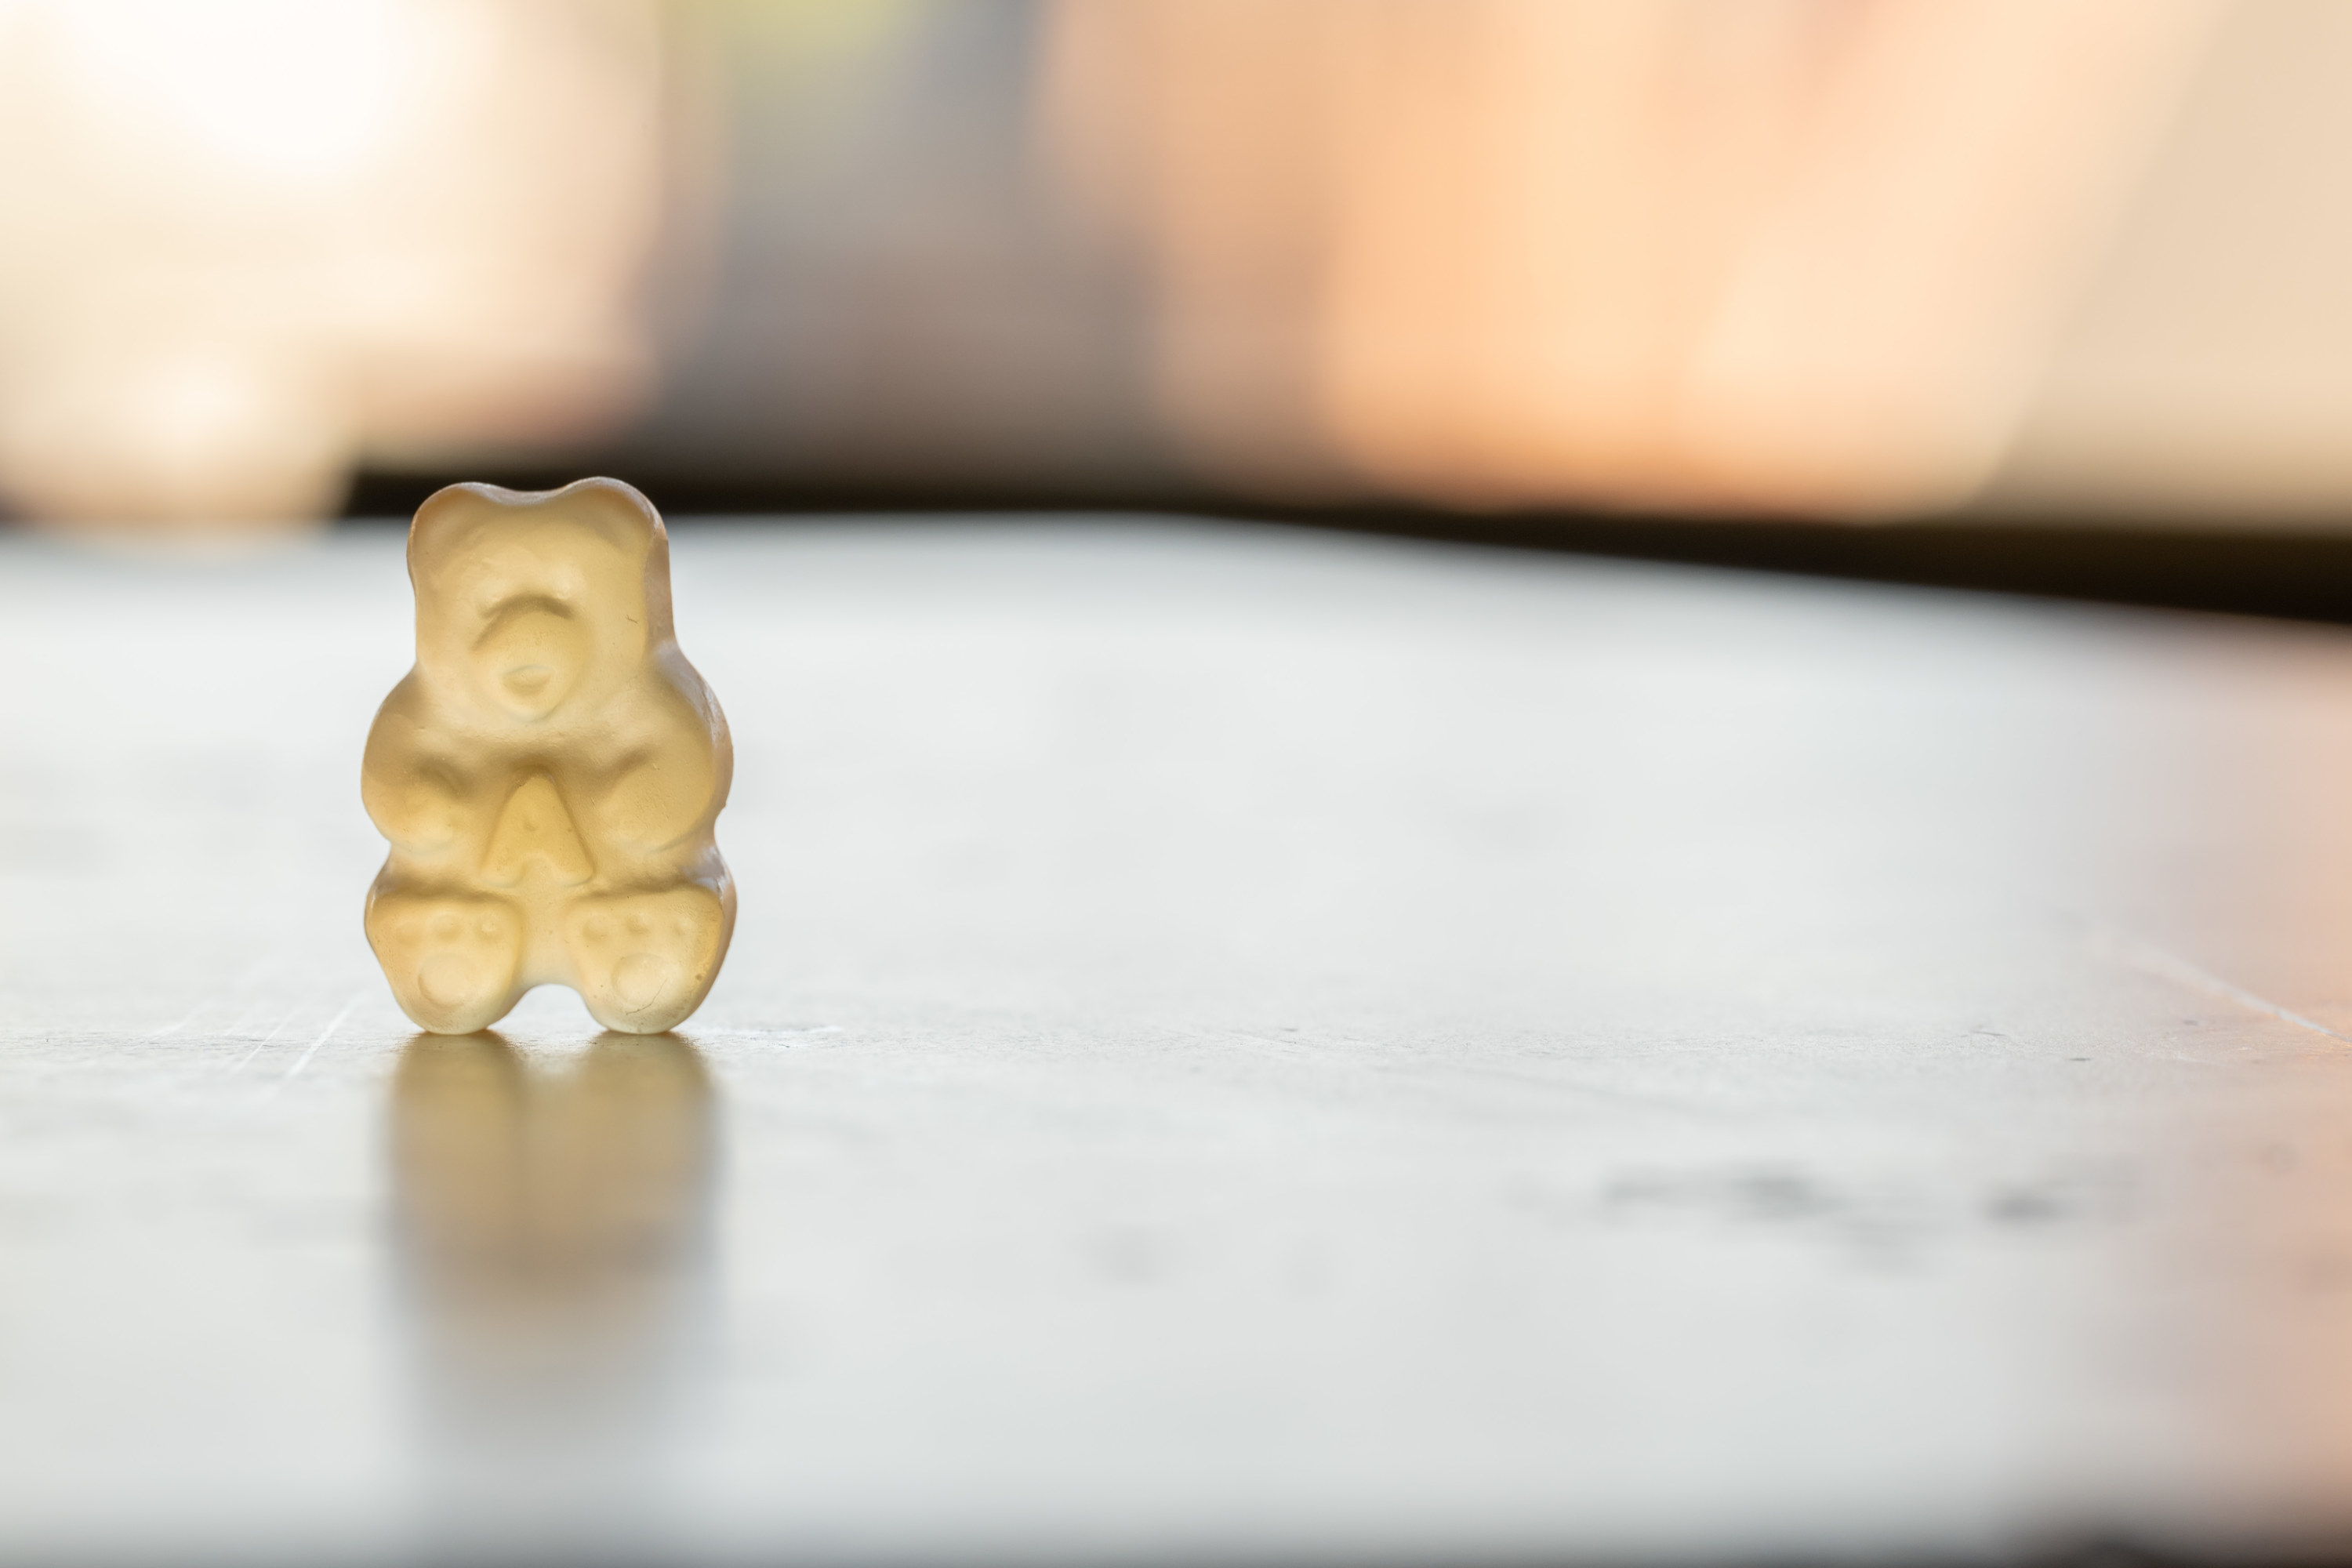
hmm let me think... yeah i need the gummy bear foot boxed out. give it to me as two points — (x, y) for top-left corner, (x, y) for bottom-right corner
(564, 884), (728, 1033)
(368, 890), (524, 1034)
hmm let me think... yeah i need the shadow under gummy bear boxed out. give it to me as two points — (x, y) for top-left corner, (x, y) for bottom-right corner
(361, 479), (735, 1034)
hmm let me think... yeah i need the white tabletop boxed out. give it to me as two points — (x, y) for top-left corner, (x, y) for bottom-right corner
(2, 517), (2350, 1565)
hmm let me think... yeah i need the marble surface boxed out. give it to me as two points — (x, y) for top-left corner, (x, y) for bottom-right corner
(5, 518), (2352, 1564)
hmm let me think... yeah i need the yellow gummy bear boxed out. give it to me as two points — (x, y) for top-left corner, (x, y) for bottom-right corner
(362, 479), (735, 1034)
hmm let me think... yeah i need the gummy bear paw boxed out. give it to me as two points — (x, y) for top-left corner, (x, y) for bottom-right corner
(367, 891), (524, 1034)
(563, 884), (727, 1033)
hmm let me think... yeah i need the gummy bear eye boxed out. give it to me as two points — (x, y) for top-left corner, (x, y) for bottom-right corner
(481, 591), (574, 626)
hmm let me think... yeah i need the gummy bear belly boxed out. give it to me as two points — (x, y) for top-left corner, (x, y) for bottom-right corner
(480, 772), (593, 887)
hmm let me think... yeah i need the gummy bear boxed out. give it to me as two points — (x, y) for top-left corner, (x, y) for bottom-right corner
(363, 479), (735, 1034)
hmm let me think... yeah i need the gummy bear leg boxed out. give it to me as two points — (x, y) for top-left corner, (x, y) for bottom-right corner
(563, 884), (728, 1034)
(367, 889), (525, 1034)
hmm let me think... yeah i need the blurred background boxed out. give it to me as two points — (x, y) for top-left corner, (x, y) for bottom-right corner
(9, 0), (2352, 554)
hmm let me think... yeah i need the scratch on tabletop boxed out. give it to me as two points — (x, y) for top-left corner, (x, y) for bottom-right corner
(147, 955), (278, 1039)
(217, 963), (291, 1037)
(227, 985), (325, 1074)
(2093, 924), (2352, 1046)
(266, 996), (361, 1094)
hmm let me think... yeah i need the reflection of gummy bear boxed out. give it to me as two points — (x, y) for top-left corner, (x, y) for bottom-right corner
(363, 479), (735, 1034)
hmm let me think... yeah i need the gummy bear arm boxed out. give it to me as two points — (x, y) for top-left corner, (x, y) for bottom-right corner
(698, 667), (735, 813)
(596, 664), (730, 849)
(653, 645), (731, 812)
(361, 677), (464, 847)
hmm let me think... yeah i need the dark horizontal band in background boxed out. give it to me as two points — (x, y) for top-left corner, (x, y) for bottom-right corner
(343, 470), (2352, 628)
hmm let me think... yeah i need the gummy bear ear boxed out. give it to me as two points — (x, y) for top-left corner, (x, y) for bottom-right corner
(559, 478), (679, 643)
(406, 481), (506, 579)
(407, 477), (666, 579)
(544, 477), (665, 558)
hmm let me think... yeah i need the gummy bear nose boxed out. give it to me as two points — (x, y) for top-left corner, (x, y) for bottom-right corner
(504, 664), (553, 696)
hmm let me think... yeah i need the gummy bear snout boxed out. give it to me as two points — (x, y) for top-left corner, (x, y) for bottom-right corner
(472, 597), (588, 720)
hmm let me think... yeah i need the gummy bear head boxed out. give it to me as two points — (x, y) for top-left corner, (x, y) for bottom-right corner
(406, 479), (677, 724)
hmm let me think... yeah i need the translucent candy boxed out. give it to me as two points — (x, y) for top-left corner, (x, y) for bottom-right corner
(363, 479), (735, 1034)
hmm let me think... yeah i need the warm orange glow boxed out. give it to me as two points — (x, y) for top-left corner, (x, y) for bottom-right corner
(1042, 0), (2219, 517)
